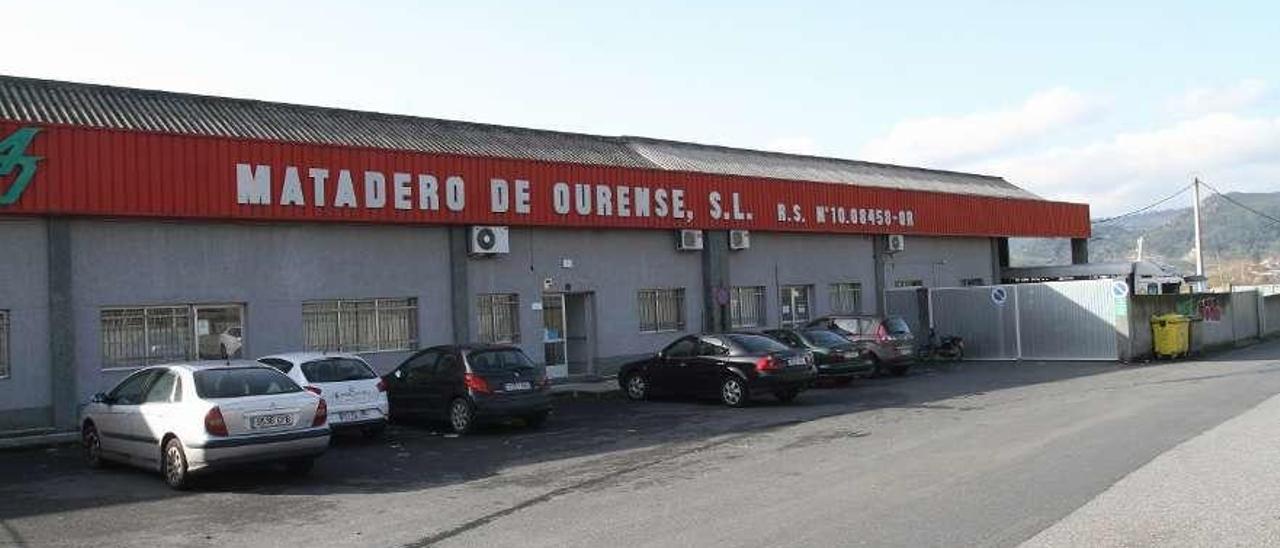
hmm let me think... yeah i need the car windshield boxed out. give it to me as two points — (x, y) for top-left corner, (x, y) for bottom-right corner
(725, 334), (790, 354)
(193, 367), (302, 399)
(803, 330), (851, 346)
(832, 318), (869, 334)
(469, 349), (536, 372)
(301, 358), (377, 383)
(885, 318), (912, 335)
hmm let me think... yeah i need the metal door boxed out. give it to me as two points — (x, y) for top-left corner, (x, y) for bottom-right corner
(1016, 280), (1120, 360)
(929, 286), (1019, 360)
(542, 294), (569, 379)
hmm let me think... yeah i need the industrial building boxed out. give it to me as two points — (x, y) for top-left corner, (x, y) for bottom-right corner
(0, 76), (1090, 434)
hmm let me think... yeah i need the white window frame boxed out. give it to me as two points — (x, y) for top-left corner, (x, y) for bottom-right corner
(638, 288), (686, 333)
(0, 310), (9, 380)
(829, 282), (863, 315)
(779, 285), (813, 328)
(730, 286), (766, 329)
(476, 293), (521, 344)
(303, 298), (418, 353)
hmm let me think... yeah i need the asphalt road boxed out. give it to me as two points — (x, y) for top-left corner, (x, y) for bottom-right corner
(3, 341), (1280, 547)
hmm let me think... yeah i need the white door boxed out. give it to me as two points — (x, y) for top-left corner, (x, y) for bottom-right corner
(542, 294), (569, 379)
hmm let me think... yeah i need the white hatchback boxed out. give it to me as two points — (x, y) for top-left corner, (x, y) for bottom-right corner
(257, 352), (389, 436)
(80, 361), (330, 489)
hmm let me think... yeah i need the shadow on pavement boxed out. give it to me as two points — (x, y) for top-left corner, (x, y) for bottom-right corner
(0, 358), (1135, 522)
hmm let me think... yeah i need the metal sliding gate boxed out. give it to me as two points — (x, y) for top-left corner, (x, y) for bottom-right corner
(890, 279), (1122, 361)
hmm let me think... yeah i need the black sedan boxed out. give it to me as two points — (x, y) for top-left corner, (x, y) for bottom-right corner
(618, 333), (817, 407)
(761, 328), (874, 384)
(384, 344), (552, 434)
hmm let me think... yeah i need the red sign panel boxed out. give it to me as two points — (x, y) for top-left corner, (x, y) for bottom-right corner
(0, 122), (1090, 238)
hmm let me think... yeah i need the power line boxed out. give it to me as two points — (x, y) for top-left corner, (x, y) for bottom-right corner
(1092, 182), (1193, 224)
(1199, 180), (1280, 227)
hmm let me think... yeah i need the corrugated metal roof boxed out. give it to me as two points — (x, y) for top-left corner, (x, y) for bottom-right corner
(0, 75), (1038, 200)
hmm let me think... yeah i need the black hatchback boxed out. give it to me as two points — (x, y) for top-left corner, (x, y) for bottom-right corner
(384, 344), (552, 434)
(618, 333), (817, 407)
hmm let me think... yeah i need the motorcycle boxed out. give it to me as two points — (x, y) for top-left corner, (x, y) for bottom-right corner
(919, 329), (965, 361)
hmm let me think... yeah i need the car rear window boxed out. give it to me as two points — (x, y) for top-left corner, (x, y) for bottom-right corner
(885, 318), (912, 335)
(301, 358), (377, 383)
(193, 368), (302, 399)
(468, 349), (536, 372)
(725, 334), (790, 354)
(802, 330), (850, 346)
(833, 318), (871, 335)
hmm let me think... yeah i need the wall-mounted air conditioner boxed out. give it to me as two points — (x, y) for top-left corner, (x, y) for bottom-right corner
(469, 226), (510, 255)
(886, 234), (906, 254)
(729, 230), (750, 251)
(677, 229), (704, 251)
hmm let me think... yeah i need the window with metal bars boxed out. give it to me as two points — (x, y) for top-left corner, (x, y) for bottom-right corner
(638, 288), (686, 333)
(100, 306), (193, 368)
(829, 282), (863, 315)
(476, 294), (520, 344)
(730, 286), (766, 328)
(302, 298), (418, 352)
(961, 278), (985, 287)
(0, 310), (9, 380)
(779, 285), (813, 328)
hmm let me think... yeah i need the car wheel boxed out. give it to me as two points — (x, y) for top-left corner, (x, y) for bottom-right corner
(774, 388), (800, 403)
(285, 458), (315, 476)
(448, 397), (474, 435)
(720, 376), (749, 408)
(82, 423), (104, 469)
(624, 373), (649, 401)
(866, 356), (883, 378)
(890, 364), (909, 376)
(524, 411), (550, 429)
(162, 438), (190, 490)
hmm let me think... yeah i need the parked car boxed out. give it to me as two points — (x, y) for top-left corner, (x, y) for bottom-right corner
(258, 352), (389, 437)
(804, 315), (916, 376)
(383, 344), (551, 434)
(80, 361), (330, 489)
(761, 328), (874, 384)
(618, 333), (817, 407)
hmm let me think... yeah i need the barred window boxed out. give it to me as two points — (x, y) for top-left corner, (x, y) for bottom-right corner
(0, 310), (9, 380)
(638, 288), (686, 333)
(829, 282), (863, 315)
(895, 279), (925, 288)
(101, 306), (193, 368)
(476, 294), (521, 344)
(730, 286), (766, 328)
(303, 298), (418, 352)
(961, 278), (985, 287)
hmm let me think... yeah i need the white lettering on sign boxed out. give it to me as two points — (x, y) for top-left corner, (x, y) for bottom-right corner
(364, 171), (387, 209)
(814, 204), (917, 227)
(418, 175), (439, 210)
(514, 179), (531, 214)
(445, 176), (465, 211)
(280, 166), (305, 206)
(308, 168), (329, 207)
(491, 178), (510, 213)
(236, 164), (271, 205)
(334, 170), (357, 208)
(393, 172), (413, 210)
(552, 182), (571, 214)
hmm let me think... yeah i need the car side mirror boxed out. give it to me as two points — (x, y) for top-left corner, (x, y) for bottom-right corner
(91, 392), (109, 404)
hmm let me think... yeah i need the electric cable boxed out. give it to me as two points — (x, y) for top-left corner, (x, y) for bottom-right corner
(1091, 182), (1194, 224)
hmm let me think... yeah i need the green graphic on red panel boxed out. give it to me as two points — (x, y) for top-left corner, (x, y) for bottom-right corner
(0, 127), (41, 206)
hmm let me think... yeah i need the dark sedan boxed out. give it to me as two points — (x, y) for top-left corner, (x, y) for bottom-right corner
(761, 328), (874, 384)
(618, 333), (817, 407)
(384, 344), (551, 434)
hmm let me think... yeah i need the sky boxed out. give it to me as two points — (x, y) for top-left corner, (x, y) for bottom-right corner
(2, 0), (1277, 217)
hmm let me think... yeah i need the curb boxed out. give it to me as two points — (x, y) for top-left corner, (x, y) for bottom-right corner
(0, 431), (78, 451)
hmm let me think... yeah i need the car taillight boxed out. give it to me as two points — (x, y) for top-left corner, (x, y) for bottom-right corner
(464, 372), (492, 394)
(755, 356), (781, 372)
(305, 386), (322, 396)
(312, 398), (327, 427)
(875, 324), (890, 343)
(375, 378), (388, 393)
(204, 406), (228, 437)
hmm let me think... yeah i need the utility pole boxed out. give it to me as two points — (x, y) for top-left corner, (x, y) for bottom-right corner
(1136, 236), (1144, 262)
(1192, 177), (1205, 276)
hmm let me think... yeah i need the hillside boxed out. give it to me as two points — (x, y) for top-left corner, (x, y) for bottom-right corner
(1011, 192), (1280, 284)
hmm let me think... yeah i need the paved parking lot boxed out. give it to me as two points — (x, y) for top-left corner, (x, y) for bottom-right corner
(4, 344), (1280, 547)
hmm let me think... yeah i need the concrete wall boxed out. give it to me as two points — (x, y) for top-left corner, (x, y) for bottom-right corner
(1264, 294), (1280, 338)
(1128, 292), (1264, 359)
(728, 232), (876, 323)
(884, 236), (996, 288)
(467, 227), (703, 376)
(0, 218), (52, 430)
(69, 220), (453, 398)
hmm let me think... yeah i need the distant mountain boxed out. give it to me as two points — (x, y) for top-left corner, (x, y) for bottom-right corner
(1011, 192), (1280, 283)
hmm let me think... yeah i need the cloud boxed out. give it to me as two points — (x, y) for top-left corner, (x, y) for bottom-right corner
(1167, 79), (1269, 116)
(859, 87), (1105, 166)
(763, 136), (821, 156)
(962, 113), (1280, 216)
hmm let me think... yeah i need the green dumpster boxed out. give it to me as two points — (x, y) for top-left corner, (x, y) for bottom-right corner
(1151, 314), (1191, 359)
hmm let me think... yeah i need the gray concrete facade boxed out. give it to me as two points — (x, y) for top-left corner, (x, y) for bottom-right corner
(0, 218), (52, 432)
(729, 232), (877, 324)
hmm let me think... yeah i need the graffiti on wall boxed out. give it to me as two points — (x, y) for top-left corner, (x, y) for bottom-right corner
(1176, 295), (1224, 322)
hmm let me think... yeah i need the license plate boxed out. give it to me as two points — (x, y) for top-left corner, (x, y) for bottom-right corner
(788, 357), (807, 366)
(251, 413), (294, 429)
(504, 381), (532, 392)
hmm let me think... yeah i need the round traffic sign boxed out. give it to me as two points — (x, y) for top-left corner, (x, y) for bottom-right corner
(990, 287), (1008, 305)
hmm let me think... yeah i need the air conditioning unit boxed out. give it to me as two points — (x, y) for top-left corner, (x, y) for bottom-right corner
(469, 226), (510, 255)
(886, 234), (906, 254)
(729, 229), (750, 250)
(676, 229), (704, 251)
